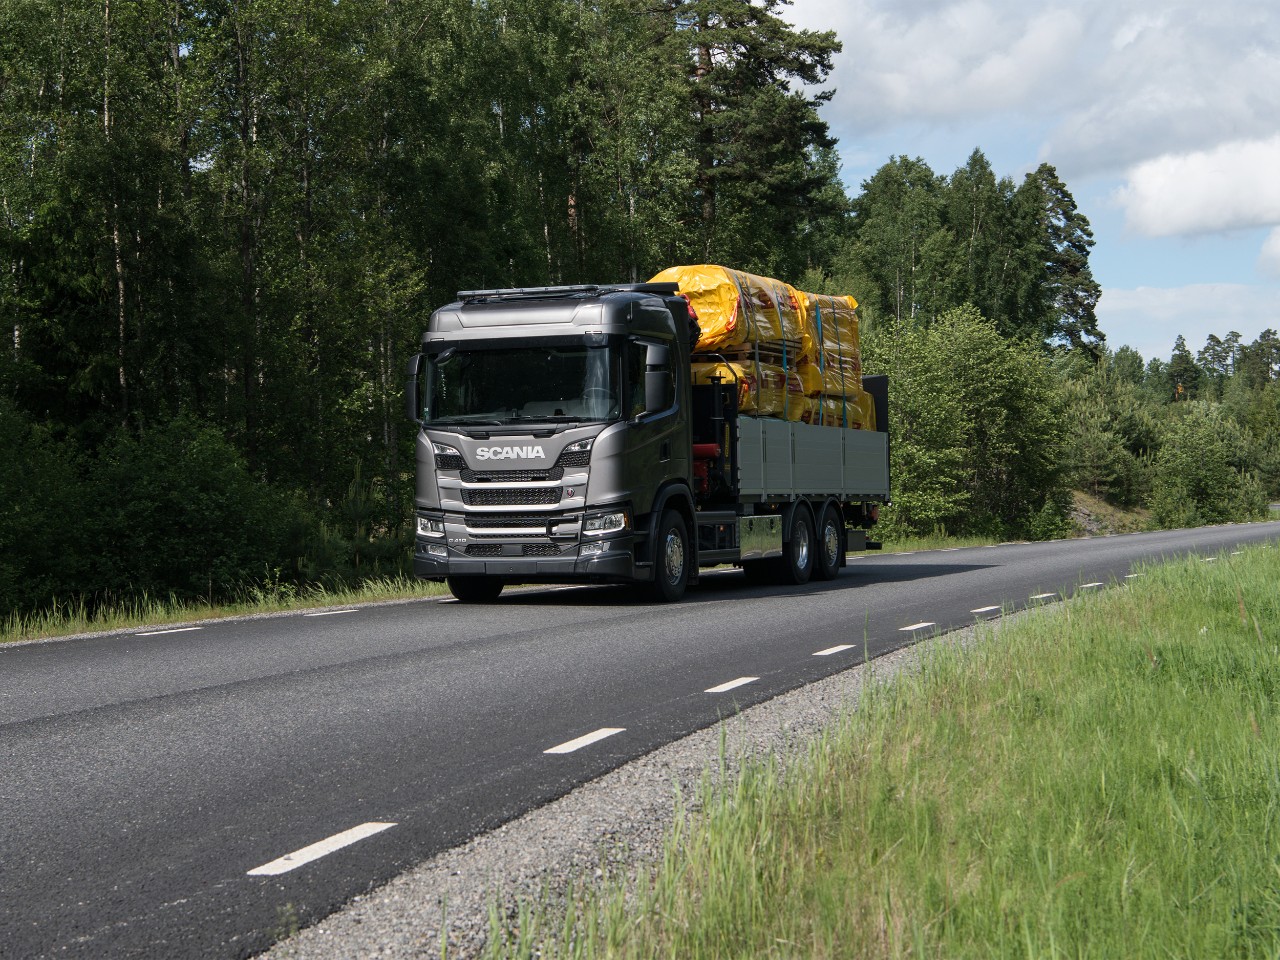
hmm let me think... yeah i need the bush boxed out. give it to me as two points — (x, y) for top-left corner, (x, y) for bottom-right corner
(0, 401), (88, 616)
(85, 417), (310, 603)
(1148, 403), (1268, 527)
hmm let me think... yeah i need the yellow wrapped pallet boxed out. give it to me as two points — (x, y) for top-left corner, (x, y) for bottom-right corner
(691, 360), (806, 421)
(797, 355), (862, 398)
(798, 291), (862, 394)
(812, 389), (876, 431)
(652, 265), (813, 356)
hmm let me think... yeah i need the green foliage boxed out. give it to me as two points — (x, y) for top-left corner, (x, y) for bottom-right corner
(865, 305), (1069, 539)
(84, 417), (309, 603)
(0, 401), (88, 613)
(1149, 403), (1269, 527)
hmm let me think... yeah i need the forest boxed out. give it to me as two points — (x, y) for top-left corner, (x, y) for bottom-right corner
(2, 0), (1277, 618)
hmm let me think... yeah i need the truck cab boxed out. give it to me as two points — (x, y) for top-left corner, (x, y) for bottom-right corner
(406, 283), (698, 601)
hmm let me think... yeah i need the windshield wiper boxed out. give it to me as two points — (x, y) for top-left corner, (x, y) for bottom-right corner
(427, 417), (506, 426)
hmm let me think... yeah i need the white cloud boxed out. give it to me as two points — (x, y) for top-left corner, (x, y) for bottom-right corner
(1115, 136), (1280, 237)
(1097, 284), (1280, 361)
(1260, 228), (1280, 279)
(784, 0), (1280, 180)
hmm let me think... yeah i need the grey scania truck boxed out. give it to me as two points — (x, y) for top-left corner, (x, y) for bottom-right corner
(406, 282), (889, 602)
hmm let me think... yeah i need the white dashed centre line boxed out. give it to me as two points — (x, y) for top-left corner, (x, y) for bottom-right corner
(970, 605), (1001, 615)
(705, 677), (759, 694)
(247, 822), (397, 876)
(138, 627), (203, 636)
(899, 622), (935, 632)
(813, 644), (856, 657)
(544, 728), (625, 755)
(303, 609), (359, 617)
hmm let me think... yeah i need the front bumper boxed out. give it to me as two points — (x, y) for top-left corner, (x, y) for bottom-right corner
(412, 533), (641, 583)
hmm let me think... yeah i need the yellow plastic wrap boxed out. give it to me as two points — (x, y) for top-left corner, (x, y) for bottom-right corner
(796, 356), (861, 397)
(798, 291), (862, 394)
(691, 360), (806, 421)
(799, 390), (876, 430)
(652, 265), (812, 355)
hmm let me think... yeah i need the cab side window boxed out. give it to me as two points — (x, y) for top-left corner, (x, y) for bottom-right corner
(627, 340), (648, 418)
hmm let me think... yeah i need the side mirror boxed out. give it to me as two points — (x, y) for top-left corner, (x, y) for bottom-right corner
(644, 344), (673, 414)
(405, 354), (423, 423)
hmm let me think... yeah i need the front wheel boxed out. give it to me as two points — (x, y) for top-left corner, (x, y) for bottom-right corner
(650, 509), (689, 602)
(447, 575), (504, 603)
(813, 503), (843, 582)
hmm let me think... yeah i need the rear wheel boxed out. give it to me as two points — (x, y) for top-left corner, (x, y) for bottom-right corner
(447, 575), (504, 603)
(779, 507), (815, 585)
(813, 503), (843, 582)
(651, 509), (689, 602)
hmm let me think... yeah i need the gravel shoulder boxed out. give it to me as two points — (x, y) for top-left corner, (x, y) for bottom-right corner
(265, 611), (1025, 959)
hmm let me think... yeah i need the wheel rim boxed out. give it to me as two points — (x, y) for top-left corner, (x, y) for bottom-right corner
(823, 520), (840, 565)
(795, 521), (810, 570)
(664, 529), (685, 584)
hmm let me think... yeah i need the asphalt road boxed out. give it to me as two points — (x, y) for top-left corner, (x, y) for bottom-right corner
(3, 523), (1278, 959)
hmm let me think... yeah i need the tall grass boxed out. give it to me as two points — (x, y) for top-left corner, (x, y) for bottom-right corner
(1, 575), (448, 646)
(484, 543), (1280, 958)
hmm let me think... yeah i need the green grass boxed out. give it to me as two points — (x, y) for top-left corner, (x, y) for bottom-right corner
(0, 575), (449, 646)
(877, 533), (1001, 553)
(482, 542), (1280, 959)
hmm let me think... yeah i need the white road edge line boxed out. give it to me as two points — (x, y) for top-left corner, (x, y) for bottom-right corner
(247, 822), (397, 876)
(899, 622), (935, 632)
(1201, 557), (1218, 562)
(1125, 573), (1142, 579)
(813, 644), (856, 657)
(970, 605), (1001, 615)
(705, 677), (759, 694)
(138, 627), (203, 636)
(1079, 582), (1104, 589)
(1031, 592), (1057, 600)
(544, 728), (625, 755)
(303, 609), (359, 617)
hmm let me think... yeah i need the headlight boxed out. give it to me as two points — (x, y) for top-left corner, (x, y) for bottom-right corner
(563, 438), (593, 453)
(432, 441), (462, 458)
(583, 509), (630, 537)
(417, 516), (445, 537)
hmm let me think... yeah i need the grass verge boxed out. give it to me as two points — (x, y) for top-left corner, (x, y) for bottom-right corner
(483, 542), (1280, 959)
(0, 575), (449, 646)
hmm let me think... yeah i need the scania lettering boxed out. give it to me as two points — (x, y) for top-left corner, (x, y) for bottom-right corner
(406, 283), (890, 603)
(475, 446), (546, 461)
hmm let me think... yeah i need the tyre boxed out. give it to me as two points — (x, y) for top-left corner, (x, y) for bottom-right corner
(813, 502), (843, 582)
(650, 509), (689, 602)
(447, 575), (504, 603)
(779, 506), (815, 586)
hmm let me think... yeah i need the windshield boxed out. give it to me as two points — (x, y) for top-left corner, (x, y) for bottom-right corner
(424, 343), (621, 424)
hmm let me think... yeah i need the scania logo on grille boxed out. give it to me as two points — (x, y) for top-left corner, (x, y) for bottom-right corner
(475, 445), (546, 461)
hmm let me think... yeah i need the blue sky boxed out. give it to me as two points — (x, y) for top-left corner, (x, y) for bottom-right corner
(783, 0), (1280, 364)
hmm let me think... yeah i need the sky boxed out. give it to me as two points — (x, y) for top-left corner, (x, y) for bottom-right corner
(782, 0), (1280, 364)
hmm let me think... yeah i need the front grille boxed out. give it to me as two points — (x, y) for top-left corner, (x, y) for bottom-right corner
(466, 515), (550, 529)
(462, 487), (562, 506)
(461, 467), (563, 483)
(435, 454), (467, 470)
(465, 544), (503, 557)
(522, 543), (562, 557)
(557, 450), (591, 467)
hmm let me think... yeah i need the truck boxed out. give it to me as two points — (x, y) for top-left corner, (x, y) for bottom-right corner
(405, 281), (889, 602)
